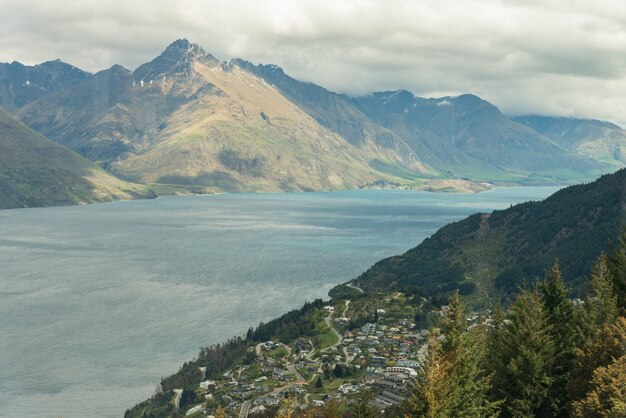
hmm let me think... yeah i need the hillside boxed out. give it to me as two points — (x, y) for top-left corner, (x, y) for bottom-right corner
(0, 109), (151, 209)
(332, 168), (626, 302)
(514, 115), (626, 169)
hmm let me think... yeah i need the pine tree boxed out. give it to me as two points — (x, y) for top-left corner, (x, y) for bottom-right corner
(353, 389), (377, 418)
(568, 316), (626, 408)
(539, 262), (577, 416)
(497, 288), (554, 417)
(446, 326), (501, 417)
(486, 302), (508, 402)
(322, 398), (341, 418)
(571, 354), (626, 417)
(608, 225), (626, 310)
(404, 332), (451, 418)
(440, 290), (465, 354)
(580, 255), (619, 342)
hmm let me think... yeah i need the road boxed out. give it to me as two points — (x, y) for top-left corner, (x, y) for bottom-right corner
(173, 389), (183, 410)
(239, 400), (252, 418)
(321, 300), (348, 353)
(346, 283), (364, 294)
(287, 364), (305, 383)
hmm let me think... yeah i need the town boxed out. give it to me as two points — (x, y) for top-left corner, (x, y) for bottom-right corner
(175, 289), (488, 417)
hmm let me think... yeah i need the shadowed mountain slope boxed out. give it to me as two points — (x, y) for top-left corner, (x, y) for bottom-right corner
(0, 109), (150, 209)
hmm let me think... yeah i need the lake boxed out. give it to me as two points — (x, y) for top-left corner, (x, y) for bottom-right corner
(0, 187), (560, 417)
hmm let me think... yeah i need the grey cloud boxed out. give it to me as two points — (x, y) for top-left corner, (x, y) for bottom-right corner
(1, 0), (625, 124)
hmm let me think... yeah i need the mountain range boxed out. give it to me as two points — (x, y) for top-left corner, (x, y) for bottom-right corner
(1, 39), (625, 206)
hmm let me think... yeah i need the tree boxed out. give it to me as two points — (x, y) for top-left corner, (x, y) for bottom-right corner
(353, 389), (378, 418)
(539, 262), (577, 416)
(404, 332), (451, 417)
(214, 405), (226, 418)
(446, 326), (501, 417)
(315, 375), (323, 389)
(568, 317), (626, 408)
(322, 398), (341, 418)
(496, 288), (554, 417)
(579, 255), (619, 342)
(440, 290), (465, 354)
(608, 225), (626, 309)
(571, 355), (626, 418)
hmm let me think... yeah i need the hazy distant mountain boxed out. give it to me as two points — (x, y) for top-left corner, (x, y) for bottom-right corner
(0, 59), (89, 111)
(5, 39), (616, 193)
(0, 109), (150, 209)
(352, 91), (604, 183)
(514, 115), (626, 169)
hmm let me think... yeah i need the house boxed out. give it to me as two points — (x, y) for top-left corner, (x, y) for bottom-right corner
(199, 380), (216, 389)
(371, 356), (386, 365)
(250, 405), (266, 414)
(185, 405), (204, 416)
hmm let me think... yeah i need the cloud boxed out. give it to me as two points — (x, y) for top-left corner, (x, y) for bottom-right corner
(1, 0), (625, 123)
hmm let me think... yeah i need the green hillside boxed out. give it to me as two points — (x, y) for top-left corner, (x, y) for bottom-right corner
(332, 169), (626, 303)
(0, 109), (151, 209)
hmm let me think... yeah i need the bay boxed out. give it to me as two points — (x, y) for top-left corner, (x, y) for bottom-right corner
(0, 187), (560, 417)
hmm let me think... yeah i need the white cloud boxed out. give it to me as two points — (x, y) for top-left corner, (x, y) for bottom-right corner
(1, 0), (625, 123)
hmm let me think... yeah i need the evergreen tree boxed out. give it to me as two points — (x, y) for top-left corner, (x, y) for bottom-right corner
(608, 225), (626, 309)
(440, 290), (465, 354)
(353, 389), (378, 418)
(539, 262), (577, 416)
(322, 398), (341, 418)
(568, 316), (626, 408)
(406, 291), (500, 417)
(404, 332), (451, 418)
(571, 355), (626, 418)
(497, 288), (554, 417)
(486, 302), (508, 402)
(580, 255), (619, 342)
(446, 326), (501, 417)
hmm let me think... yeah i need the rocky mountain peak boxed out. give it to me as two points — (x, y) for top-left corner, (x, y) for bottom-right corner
(133, 39), (217, 82)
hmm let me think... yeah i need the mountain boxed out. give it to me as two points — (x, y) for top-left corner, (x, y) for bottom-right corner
(6, 39), (615, 193)
(0, 109), (150, 209)
(332, 168), (626, 303)
(514, 115), (626, 169)
(235, 62), (606, 184)
(0, 59), (89, 111)
(17, 40), (432, 192)
(351, 91), (605, 183)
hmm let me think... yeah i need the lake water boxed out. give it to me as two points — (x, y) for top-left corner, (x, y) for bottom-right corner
(0, 187), (560, 417)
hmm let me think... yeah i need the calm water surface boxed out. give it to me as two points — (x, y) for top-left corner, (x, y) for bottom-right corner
(0, 188), (560, 417)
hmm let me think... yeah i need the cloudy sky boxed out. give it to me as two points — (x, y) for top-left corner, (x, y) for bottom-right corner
(2, 0), (625, 123)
